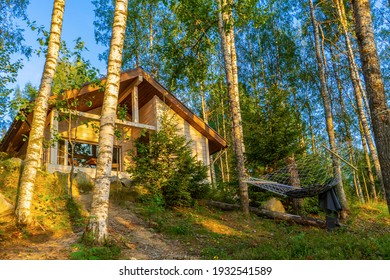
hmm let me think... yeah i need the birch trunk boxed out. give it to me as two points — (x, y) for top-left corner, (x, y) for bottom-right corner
(329, 46), (364, 203)
(218, 0), (249, 216)
(351, 0), (390, 213)
(359, 121), (377, 200)
(334, 0), (384, 196)
(15, 0), (65, 225)
(85, 0), (128, 244)
(309, 0), (349, 216)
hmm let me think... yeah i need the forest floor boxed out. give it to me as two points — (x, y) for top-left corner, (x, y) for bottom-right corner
(0, 193), (197, 260)
(1, 163), (390, 260)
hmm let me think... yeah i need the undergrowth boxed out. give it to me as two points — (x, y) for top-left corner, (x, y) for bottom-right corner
(0, 158), (87, 236)
(132, 199), (390, 260)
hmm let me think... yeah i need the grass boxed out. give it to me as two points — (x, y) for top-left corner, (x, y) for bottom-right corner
(70, 243), (121, 260)
(1, 156), (389, 260)
(0, 158), (87, 237)
(131, 199), (390, 260)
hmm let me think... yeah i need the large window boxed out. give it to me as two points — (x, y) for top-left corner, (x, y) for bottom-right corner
(57, 140), (121, 170)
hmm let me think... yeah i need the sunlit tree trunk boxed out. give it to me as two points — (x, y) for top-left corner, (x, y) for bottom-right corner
(359, 121), (377, 201)
(309, 0), (349, 217)
(15, 0), (66, 225)
(334, 0), (384, 196)
(85, 0), (128, 244)
(217, 0), (249, 216)
(351, 0), (390, 213)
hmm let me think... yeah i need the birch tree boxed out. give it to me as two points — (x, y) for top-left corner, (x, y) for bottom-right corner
(217, 0), (249, 216)
(333, 0), (384, 196)
(85, 0), (128, 244)
(351, 0), (390, 213)
(15, 0), (66, 225)
(308, 0), (348, 216)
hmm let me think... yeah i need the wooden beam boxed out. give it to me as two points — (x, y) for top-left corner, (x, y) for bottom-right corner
(116, 119), (156, 130)
(62, 109), (156, 130)
(322, 144), (358, 171)
(118, 75), (143, 104)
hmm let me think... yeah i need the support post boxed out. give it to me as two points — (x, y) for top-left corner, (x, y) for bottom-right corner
(49, 109), (59, 166)
(132, 84), (139, 123)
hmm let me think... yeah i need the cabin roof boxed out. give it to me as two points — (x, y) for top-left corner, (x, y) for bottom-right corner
(0, 67), (227, 155)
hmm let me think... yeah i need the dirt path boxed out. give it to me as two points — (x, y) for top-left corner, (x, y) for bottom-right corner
(0, 195), (197, 260)
(108, 203), (197, 260)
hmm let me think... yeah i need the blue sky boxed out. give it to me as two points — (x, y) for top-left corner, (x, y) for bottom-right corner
(14, 0), (107, 89)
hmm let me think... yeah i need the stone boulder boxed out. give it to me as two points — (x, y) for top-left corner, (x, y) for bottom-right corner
(74, 171), (94, 193)
(262, 198), (285, 213)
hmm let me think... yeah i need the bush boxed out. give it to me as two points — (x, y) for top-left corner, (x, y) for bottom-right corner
(207, 181), (240, 204)
(128, 113), (209, 207)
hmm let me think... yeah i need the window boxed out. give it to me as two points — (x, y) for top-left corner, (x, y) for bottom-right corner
(58, 140), (121, 170)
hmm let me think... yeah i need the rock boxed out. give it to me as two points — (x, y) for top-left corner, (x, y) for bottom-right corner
(120, 177), (132, 188)
(72, 171), (94, 194)
(262, 198), (285, 213)
(0, 193), (14, 217)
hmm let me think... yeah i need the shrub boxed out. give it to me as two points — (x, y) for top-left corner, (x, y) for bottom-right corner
(128, 113), (209, 207)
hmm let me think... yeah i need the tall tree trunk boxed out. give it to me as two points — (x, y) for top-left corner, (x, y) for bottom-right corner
(15, 0), (66, 225)
(220, 88), (231, 182)
(85, 0), (128, 244)
(148, 3), (156, 75)
(334, 0), (385, 196)
(308, 0), (349, 216)
(329, 46), (364, 203)
(286, 155), (304, 212)
(217, 0), (249, 216)
(351, 0), (390, 213)
(359, 121), (377, 200)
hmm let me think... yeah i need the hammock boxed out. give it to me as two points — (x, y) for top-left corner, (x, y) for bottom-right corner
(244, 177), (339, 198)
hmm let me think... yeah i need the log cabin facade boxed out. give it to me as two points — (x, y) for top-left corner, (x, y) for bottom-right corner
(0, 68), (227, 179)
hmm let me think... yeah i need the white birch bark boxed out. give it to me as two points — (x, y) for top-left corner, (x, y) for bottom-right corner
(217, 0), (249, 216)
(85, 0), (128, 244)
(15, 0), (66, 225)
(309, 0), (349, 215)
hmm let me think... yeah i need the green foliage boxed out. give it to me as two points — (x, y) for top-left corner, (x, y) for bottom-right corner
(70, 243), (121, 260)
(66, 198), (86, 231)
(0, 152), (10, 161)
(128, 112), (209, 207)
(207, 181), (240, 204)
(9, 83), (38, 123)
(0, 0), (32, 136)
(243, 85), (303, 171)
(52, 38), (101, 96)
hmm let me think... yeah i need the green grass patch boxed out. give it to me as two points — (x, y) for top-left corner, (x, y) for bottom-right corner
(70, 243), (121, 260)
(133, 200), (390, 260)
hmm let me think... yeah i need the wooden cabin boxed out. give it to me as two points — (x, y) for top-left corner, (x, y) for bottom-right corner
(0, 68), (227, 179)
